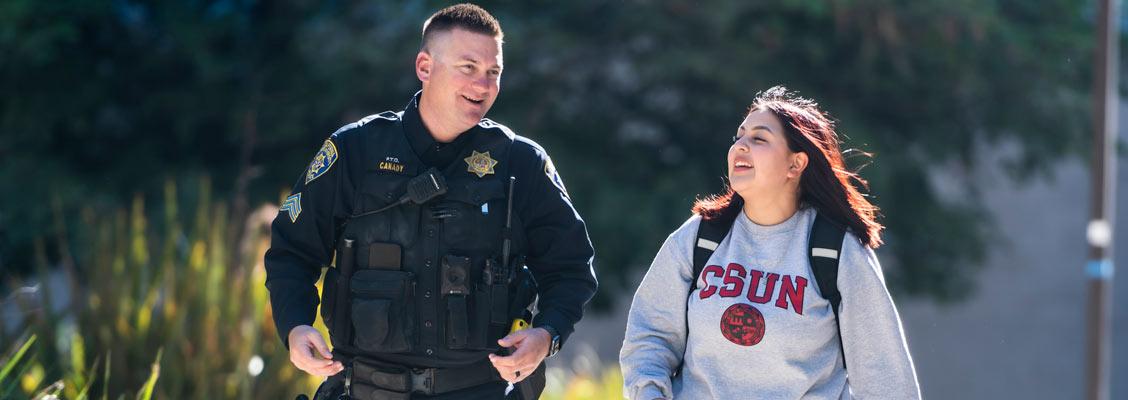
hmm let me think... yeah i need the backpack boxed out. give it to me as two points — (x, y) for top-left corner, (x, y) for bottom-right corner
(690, 210), (848, 368)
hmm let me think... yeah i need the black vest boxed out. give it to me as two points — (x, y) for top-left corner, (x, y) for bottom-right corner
(325, 114), (529, 368)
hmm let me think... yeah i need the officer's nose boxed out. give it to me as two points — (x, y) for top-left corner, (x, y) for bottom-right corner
(472, 75), (494, 94)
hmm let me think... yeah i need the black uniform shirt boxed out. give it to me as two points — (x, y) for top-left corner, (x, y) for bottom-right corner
(264, 92), (597, 357)
(402, 95), (476, 170)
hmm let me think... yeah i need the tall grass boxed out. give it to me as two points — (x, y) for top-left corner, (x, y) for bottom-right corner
(1, 177), (625, 399)
(2, 178), (320, 398)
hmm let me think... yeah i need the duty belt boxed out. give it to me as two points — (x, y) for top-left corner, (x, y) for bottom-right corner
(348, 357), (503, 399)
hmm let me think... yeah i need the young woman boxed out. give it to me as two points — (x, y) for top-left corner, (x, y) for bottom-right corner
(620, 86), (920, 399)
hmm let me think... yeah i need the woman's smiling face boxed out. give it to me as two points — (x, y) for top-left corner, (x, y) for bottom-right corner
(727, 109), (801, 200)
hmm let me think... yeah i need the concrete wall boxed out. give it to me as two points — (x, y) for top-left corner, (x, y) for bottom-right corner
(898, 155), (1128, 399)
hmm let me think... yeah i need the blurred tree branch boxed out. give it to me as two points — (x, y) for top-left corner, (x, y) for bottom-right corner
(0, 0), (1103, 305)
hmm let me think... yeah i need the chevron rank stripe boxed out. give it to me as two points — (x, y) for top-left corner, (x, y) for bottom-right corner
(281, 193), (302, 223)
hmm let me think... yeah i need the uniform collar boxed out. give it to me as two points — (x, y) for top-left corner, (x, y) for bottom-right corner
(402, 91), (478, 169)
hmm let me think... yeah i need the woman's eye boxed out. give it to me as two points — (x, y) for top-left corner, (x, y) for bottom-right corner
(753, 137), (767, 143)
(731, 135), (740, 143)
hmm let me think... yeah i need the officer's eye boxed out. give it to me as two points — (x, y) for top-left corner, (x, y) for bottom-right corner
(458, 65), (474, 74)
(488, 69), (501, 77)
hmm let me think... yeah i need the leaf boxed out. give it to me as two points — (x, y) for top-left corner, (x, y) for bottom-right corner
(32, 380), (64, 400)
(102, 350), (111, 400)
(75, 356), (101, 400)
(135, 348), (161, 400)
(0, 334), (36, 385)
(2, 350), (39, 399)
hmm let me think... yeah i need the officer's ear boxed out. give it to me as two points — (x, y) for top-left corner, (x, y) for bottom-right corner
(416, 51), (432, 83)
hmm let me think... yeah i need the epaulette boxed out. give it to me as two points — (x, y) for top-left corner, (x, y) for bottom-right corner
(477, 118), (517, 140)
(330, 111), (400, 138)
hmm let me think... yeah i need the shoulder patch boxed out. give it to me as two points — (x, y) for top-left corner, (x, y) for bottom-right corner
(280, 193), (302, 222)
(544, 157), (570, 198)
(305, 139), (338, 184)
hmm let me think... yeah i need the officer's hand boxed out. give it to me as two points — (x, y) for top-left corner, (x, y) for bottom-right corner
(288, 325), (344, 377)
(488, 327), (551, 383)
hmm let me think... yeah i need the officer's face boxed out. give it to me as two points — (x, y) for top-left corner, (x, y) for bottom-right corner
(728, 109), (806, 201)
(416, 28), (503, 137)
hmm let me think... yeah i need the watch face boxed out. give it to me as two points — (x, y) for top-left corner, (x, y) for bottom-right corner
(544, 326), (562, 356)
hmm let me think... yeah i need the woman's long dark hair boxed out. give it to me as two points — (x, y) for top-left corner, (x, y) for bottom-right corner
(693, 86), (884, 248)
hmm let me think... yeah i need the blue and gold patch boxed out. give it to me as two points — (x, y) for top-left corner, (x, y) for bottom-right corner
(281, 193), (302, 223)
(544, 157), (569, 198)
(305, 140), (338, 184)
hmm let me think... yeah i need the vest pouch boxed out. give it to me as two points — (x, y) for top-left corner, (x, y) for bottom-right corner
(353, 175), (419, 248)
(437, 254), (504, 352)
(470, 283), (494, 350)
(438, 178), (507, 252)
(460, 256), (509, 351)
(350, 270), (415, 353)
(441, 255), (472, 350)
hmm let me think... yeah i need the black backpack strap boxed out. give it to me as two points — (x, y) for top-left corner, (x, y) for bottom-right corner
(692, 213), (738, 289)
(676, 211), (739, 376)
(808, 212), (848, 369)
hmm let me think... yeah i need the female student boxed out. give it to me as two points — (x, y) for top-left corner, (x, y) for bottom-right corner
(620, 86), (920, 399)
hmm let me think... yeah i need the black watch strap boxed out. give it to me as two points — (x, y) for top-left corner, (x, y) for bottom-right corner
(541, 325), (561, 357)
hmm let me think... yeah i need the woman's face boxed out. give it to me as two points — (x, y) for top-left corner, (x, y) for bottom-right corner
(727, 109), (802, 200)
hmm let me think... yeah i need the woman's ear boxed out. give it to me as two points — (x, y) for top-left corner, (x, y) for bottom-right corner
(788, 152), (809, 179)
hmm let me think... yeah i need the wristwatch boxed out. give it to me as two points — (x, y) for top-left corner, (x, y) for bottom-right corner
(541, 325), (561, 358)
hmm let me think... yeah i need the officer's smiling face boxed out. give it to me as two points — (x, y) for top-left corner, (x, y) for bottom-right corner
(416, 28), (503, 139)
(728, 109), (804, 201)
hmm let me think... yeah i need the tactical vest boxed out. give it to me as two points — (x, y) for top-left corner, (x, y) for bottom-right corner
(321, 114), (530, 367)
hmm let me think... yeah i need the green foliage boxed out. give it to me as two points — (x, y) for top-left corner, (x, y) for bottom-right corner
(2, 332), (171, 400)
(0, 1), (1102, 303)
(0, 334), (36, 394)
(134, 349), (159, 400)
(0, 176), (631, 397)
(1, 179), (322, 398)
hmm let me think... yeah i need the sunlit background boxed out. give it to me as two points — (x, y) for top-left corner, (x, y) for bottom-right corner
(1, 1), (1125, 399)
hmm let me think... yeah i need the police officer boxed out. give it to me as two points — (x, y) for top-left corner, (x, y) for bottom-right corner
(264, 3), (597, 399)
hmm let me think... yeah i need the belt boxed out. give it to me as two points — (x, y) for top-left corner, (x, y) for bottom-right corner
(348, 357), (503, 399)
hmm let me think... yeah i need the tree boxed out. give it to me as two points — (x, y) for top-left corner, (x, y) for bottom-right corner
(0, 0), (1098, 306)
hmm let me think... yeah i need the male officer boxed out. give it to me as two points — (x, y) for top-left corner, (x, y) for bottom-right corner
(264, 3), (597, 399)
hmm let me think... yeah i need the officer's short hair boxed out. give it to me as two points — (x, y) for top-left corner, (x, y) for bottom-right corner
(421, 3), (504, 51)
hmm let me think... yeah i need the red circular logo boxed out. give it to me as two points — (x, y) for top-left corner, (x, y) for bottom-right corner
(719, 303), (766, 346)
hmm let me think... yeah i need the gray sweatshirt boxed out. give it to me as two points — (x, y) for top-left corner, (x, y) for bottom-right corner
(620, 208), (920, 399)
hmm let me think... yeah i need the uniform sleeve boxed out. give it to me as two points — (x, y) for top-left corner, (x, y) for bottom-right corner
(836, 237), (922, 399)
(511, 143), (597, 349)
(620, 218), (696, 400)
(264, 133), (356, 346)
